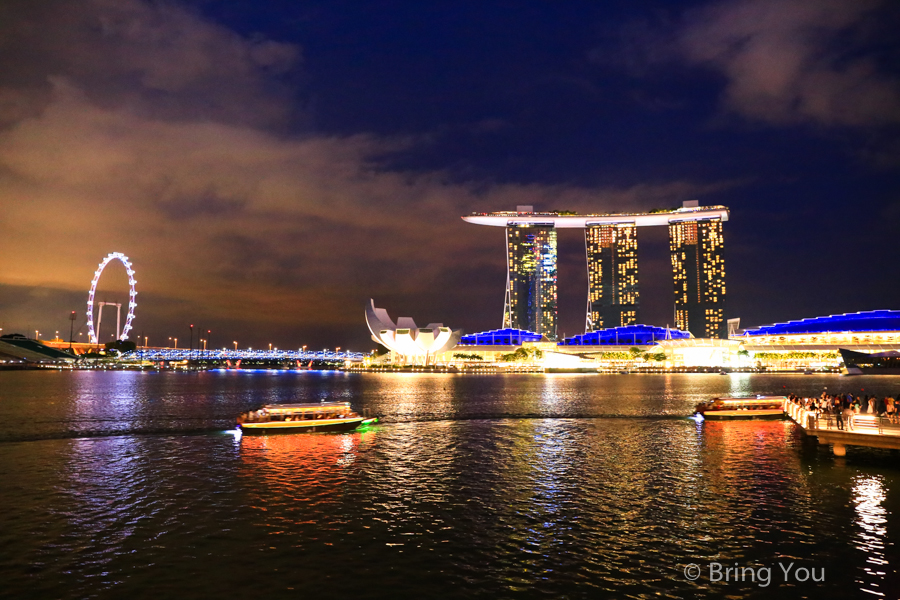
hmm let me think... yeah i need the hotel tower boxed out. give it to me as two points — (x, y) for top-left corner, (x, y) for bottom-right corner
(585, 223), (639, 331)
(504, 222), (558, 340)
(463, 201), (729, 340)
(669, 218), (726, 338)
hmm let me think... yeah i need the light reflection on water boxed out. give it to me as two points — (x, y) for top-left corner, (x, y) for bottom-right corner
(853, 475), (889, 597)
(6, 371), (900, 441)
(727, 372), (756, 396)
(0, 372), (899, 598)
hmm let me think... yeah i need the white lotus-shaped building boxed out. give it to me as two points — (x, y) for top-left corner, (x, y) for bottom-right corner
(366, 299), (462, 364)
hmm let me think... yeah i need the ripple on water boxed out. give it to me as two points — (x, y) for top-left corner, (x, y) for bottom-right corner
(1, 372), (899, 598)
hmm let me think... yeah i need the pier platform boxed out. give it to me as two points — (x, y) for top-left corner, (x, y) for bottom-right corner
(784, 401), (900, 455)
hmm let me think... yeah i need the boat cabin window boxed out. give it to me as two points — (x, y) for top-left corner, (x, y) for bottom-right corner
(705, 397), (786, 411)
(244, 403), (355, 423)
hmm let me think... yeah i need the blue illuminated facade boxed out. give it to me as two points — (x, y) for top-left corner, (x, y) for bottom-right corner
(459, 328), (544, 346)
(741, 310), (900, 336)
(559, 324), (691, 346)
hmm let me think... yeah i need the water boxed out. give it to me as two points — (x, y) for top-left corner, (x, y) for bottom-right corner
(1, 370), (899, 599)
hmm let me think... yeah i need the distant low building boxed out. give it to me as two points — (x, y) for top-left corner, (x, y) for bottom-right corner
(656, 338), (743, 368)
(459, 328), (545, 346)
(365, 300), (462, 365)
(736, 310), (900, 348)
(447, 324), (694, 368)
(733, 310), (900, 370)
(422, 311), (900, 371)
(0, 334), (75, 366)
(559, 324), (691, 347)
(445, 328), (552, 363)
(558, 324), (703, 368)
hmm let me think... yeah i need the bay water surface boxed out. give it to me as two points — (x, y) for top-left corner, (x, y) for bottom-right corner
(1, 370), (899, 599)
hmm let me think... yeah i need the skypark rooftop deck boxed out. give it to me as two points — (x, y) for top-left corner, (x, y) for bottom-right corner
(462, 205), (729, 228)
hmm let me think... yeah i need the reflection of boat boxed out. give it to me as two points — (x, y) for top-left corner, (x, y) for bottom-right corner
(839, 348), (900, 375)
(694, 396), (787, 420)
(237, 401), (378, 434)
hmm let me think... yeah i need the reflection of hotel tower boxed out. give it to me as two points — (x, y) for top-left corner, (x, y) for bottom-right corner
(463, 201), (729, 340)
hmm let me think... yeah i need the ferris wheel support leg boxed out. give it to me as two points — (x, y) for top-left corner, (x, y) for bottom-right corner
(96, 304), (104, 345)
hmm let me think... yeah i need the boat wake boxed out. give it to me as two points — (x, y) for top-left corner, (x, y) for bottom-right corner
(0, 413), (703, 443)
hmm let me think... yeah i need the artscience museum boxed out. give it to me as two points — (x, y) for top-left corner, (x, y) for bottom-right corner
(365, 300), (462, 364)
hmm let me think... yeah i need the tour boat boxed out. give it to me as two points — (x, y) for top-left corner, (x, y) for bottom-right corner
(839, 348), (900, 375)
(237, 401), (378, 434)
(693, 395), (788, 420)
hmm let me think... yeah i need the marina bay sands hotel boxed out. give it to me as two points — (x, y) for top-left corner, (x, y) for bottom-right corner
(462, 201), (728, 340)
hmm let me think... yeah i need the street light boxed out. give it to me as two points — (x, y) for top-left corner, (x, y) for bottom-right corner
(233, 341), (238, 350)
(69, 311), (77, 349)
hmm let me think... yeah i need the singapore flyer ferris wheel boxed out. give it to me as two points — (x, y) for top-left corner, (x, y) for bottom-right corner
(86, 252), (137, 344)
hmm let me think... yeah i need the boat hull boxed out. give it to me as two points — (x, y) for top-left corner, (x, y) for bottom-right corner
(240, 417), (373, 434)
(842, 366), (900, 376)
(699, 409), (785, 420)
(839, 348), (900, 375)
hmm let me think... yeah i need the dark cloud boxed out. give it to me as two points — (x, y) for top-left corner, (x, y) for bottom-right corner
(600, 0), (900, 128)
(0, 0), (302, 128)
(679, 0), (900, 127)
(0, 1), (726, 348)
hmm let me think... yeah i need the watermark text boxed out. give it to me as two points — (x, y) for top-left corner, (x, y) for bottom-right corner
(683, 561), (824, 587)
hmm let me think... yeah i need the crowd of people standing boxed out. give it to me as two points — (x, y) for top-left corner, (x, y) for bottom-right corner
(787, 392), (898, 431)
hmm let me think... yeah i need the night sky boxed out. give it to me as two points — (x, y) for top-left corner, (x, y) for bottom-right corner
(1, 0), (898, 351)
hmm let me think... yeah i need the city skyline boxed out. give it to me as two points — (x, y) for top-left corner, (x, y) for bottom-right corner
(0, 0), (898, 349)
(464, 203), (729, 340)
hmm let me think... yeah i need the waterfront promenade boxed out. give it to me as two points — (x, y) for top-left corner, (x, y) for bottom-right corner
(784, 400), (900, 455)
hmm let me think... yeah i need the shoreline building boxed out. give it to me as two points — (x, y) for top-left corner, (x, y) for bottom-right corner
(397, 311), (900, 371)
(462, 202), (730, 339)
(585, 223), (639, 330)
(365, 300), (462, 365)
(733, 310), (900, 370)
(669, 215), (727, 338)
(505, 223), (558, 339)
